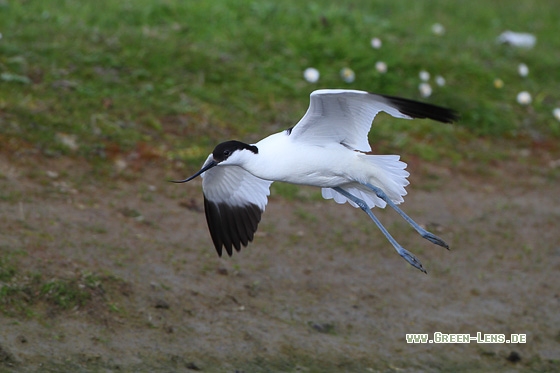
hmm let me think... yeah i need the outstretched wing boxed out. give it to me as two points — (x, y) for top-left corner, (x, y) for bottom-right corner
(289, 89), (458, 152)
(200, 155), (273, 256)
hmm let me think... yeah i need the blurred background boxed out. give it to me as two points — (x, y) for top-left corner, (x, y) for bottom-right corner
(0, 1), (559, 372)
(1, 0), (559, 165)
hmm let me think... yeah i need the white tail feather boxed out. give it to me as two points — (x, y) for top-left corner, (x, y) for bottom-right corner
(321, 155), (409, 209)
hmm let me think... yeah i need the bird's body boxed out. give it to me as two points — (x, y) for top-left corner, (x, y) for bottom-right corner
(236, 131), (408, 204)
(249, 132), (353, 186)
(174, 89), (459, 273)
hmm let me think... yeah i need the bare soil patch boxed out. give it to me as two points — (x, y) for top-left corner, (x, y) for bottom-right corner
(0, 153), (559, 372)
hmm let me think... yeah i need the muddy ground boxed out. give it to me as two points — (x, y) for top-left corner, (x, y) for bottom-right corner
(0, 150), (559, 372)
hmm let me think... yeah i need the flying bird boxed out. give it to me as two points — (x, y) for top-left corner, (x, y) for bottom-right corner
(173, 89), (458, 273)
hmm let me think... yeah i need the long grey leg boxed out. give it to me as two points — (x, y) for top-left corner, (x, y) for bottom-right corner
(332, 187), (426, 273)
(363, 183), (449, 250)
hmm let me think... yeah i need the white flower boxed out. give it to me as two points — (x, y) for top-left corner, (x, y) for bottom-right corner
(303, 67), (320, 83)
(516, 91), (532, 105)
(340, 67), (355, 83)
(435, 75), (446, 86)
(419, 83), (432, 98)
(370, 37), (382, 49)
(553, 108), (560, 122)
(518, 63), (529, 77)
(431, 23), (445, 36)
(419, 70), (430, 81)
(375, 61), (387, 74)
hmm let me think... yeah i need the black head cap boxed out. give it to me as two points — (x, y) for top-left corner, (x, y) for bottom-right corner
(213, 140), (258, 162)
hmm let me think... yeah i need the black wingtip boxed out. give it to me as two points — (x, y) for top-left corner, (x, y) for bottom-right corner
(381, 94), (460, 124)
(203, 195), (264, 258)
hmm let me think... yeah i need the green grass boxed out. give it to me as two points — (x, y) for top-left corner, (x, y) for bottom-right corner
(0, 256), (16, 282)
(1, 0), (559, 166)
(0, 252), (126, 318)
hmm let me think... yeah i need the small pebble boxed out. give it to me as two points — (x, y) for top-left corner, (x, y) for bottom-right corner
(506, 351), (521, 363)
(154, 299), (170, 309)
(186, 362), (201, 371)
(46, 170), (59, 179)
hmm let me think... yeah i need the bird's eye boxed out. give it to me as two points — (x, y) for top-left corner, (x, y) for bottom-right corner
(223, 150), (231, 157)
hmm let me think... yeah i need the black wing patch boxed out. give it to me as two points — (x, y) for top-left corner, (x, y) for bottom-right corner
(203, 195), (263, 257)
(380, 94), (459, 124)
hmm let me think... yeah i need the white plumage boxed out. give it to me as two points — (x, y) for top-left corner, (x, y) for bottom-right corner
(174, 89), (458, 272)
(291, 90), (412, 152)
(200, 156), (272, 211)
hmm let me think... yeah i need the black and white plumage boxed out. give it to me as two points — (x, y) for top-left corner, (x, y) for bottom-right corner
(173, 89), (459, 272)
